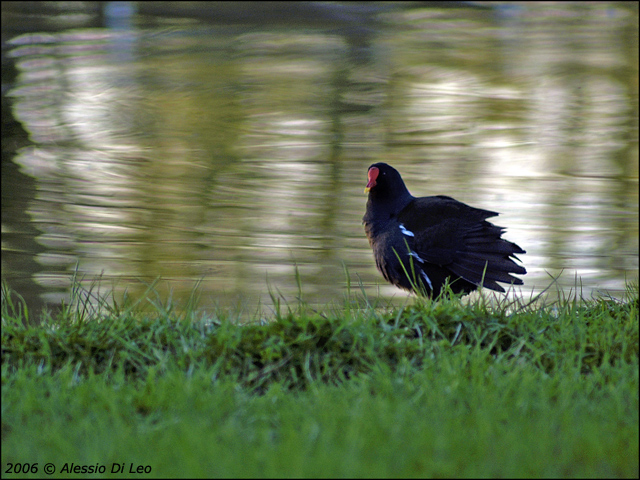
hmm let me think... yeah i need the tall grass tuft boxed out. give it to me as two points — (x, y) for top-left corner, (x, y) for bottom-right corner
(2, 274), (637, 477)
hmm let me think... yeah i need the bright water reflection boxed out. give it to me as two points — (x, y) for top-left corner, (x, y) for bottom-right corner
(2, 2), (638, 316)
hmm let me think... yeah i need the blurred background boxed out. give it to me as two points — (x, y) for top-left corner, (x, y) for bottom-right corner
(2, 1), (638, 317)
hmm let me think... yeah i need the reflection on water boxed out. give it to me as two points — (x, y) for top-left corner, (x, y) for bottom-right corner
(2, 2), (638, 317)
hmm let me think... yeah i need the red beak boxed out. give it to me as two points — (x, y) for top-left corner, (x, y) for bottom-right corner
(365, 166), (379, 193)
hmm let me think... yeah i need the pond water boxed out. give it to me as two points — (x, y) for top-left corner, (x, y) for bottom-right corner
(2, 2), (638, 317)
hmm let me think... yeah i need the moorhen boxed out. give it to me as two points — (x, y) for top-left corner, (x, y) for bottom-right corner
(363, 163), (526, 297)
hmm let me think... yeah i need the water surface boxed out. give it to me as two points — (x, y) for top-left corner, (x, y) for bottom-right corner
(2, 2), (638, 316)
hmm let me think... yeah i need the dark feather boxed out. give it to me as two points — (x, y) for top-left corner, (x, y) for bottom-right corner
(363, 163), (526, 297)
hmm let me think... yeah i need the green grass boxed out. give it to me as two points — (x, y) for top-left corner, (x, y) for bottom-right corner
(2, 278), (638, 478)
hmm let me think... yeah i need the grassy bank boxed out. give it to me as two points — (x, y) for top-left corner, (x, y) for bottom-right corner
(2, 280), (638, 477)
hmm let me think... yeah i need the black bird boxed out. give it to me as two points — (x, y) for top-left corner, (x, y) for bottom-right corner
(363, 163), (526, 297)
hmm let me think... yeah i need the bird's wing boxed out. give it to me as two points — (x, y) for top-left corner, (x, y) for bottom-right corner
(399, 197), (525, 291)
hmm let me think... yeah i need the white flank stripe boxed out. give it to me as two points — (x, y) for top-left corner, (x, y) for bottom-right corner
(399, 224), (414, 237)
(421, 271), (433, 290)
(408, 251), (424, 263)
